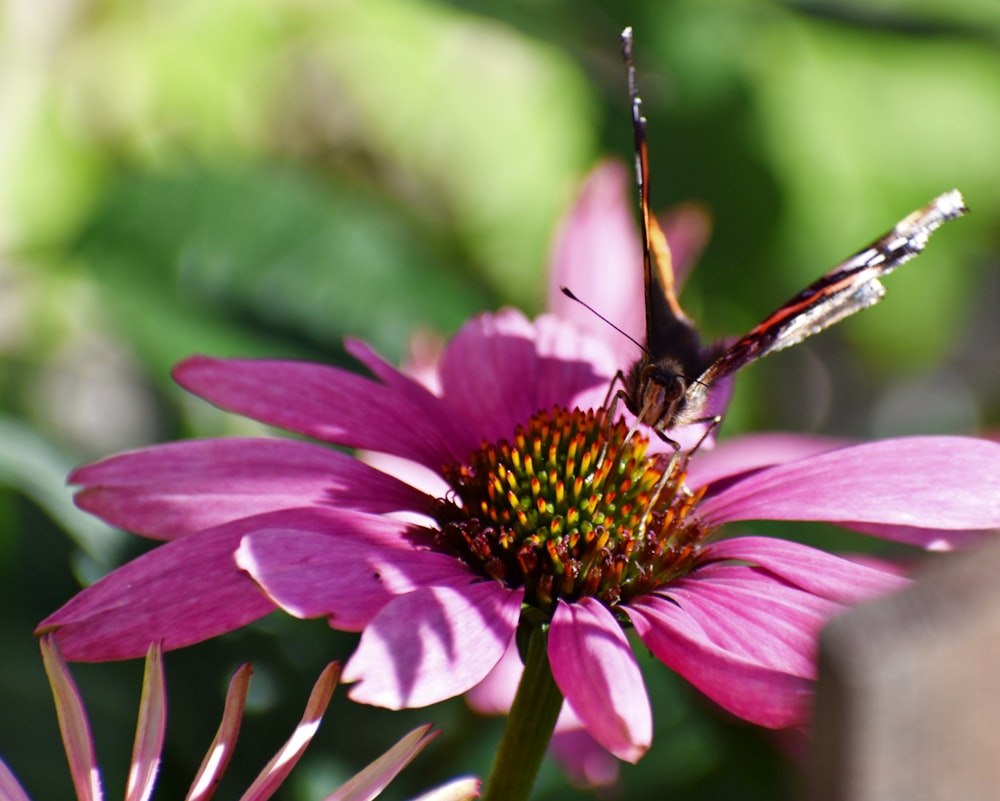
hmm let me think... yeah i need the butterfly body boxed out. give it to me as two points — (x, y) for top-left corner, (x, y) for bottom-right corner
(615, 26), (967, 440)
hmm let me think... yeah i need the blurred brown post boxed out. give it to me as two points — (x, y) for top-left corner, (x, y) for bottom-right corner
(810, 536), (1000, 801)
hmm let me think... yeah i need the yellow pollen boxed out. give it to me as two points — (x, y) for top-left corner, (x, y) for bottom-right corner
(567, 437), (579, 468)
(435, 405), (709, 613)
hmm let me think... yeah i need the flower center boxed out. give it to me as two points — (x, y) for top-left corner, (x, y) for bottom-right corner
(432, 405), (708, 616)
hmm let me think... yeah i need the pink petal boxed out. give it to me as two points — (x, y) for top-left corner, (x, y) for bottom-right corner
(547, 161), (645, 366)
(628, 594), (814, 728)
(698, 436), (1000, 544)
(687, 432), (851, 490)
(437, 310), (613, 447)
(39, 636), (102, 801)
(36, 511), (321, 661)
(344, 583), (522, 709)
(548, 598), (651, 763)
(173, 357), (469, 470)
(657, 563), (838, 675)
(704, 537), (911, 604)
(236, 528), (471, 630)
(71, 438), (432, 541)
(126, 643), (166, 801)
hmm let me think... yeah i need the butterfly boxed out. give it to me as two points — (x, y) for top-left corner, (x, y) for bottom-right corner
(565, 27), (967, 444)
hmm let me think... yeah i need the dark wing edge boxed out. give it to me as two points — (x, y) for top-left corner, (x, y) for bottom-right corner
(696, 189), (968, 388)
(621, 27), (702, 369)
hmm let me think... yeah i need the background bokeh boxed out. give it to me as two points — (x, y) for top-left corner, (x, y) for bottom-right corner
(2, 1), (998, 799)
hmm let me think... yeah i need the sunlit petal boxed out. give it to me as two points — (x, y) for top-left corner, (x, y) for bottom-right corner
(237, 662), (340, 801)
(40, 636), (103, 801)
(125, 643), (166, 801)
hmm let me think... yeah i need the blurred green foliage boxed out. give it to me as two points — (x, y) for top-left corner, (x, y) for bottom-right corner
(2, 0), (998, 799)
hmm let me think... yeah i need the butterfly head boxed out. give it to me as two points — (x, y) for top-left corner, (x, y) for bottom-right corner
(625, 356), (690, 431)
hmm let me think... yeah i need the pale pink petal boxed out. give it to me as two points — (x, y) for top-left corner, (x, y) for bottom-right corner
(548, 598), (651, 763)
(71, 438), (431, 541)
(464, 640), (616, 785)
(172, 357), (471, 470)
(397, 329), (447, 395)
(0, 759), (33, 801)
(39, 636), (102, 801)
(236, 528), (471, 630)
(839, 521), (992, 551)
(357, 450), (449, 502)
(466, 639), (580, 732)
(698, 437), (1000, 545)
(437, 310), (613, 447)
(529, 314), (620, 417)
(125, 642), (166, 801)
(407, 778), (482, 801)
(549, 728), (621, 788)
(464, 639), (523, 716)
(548, 161), (645, 366)
(324, 724), (438, 801)
(186, 664), (253, 801)
(659, 203), (713, 284)
(344, 584), (522, 709)
(704, 537), (911, 604)
(687, 432), (851, 490)
(344, 338), (442, 400)
(628, 594), (814, 728)
(239, 662), (340, 801)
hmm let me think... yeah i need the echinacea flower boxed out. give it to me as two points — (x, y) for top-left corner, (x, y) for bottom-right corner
(39, 162), (1000, 781)
(0, 637), (479, 801)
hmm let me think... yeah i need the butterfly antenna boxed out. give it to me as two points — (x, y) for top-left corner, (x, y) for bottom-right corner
(560, 286), (651, 358)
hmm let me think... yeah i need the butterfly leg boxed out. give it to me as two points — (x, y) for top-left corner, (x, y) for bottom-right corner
(685, 415), (722, 461)
(642, 415), (720, 519)
(597, 372), (630, 470)
(638, 435), (683, 529)
(670, 415), (722, 500)
(601, 370), (628, 413)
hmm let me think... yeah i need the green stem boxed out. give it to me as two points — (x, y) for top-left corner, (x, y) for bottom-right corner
(481, 625), (564, 801)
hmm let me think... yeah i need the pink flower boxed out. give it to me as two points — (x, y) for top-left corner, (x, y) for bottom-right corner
(1, 638), (478, 801)
(39, 163), (1000, 766)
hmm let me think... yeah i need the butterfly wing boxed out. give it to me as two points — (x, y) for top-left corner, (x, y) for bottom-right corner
(686, 190), (967, 412)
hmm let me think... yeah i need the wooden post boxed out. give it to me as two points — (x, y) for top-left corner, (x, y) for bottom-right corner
(810, 536), (1000, 801)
